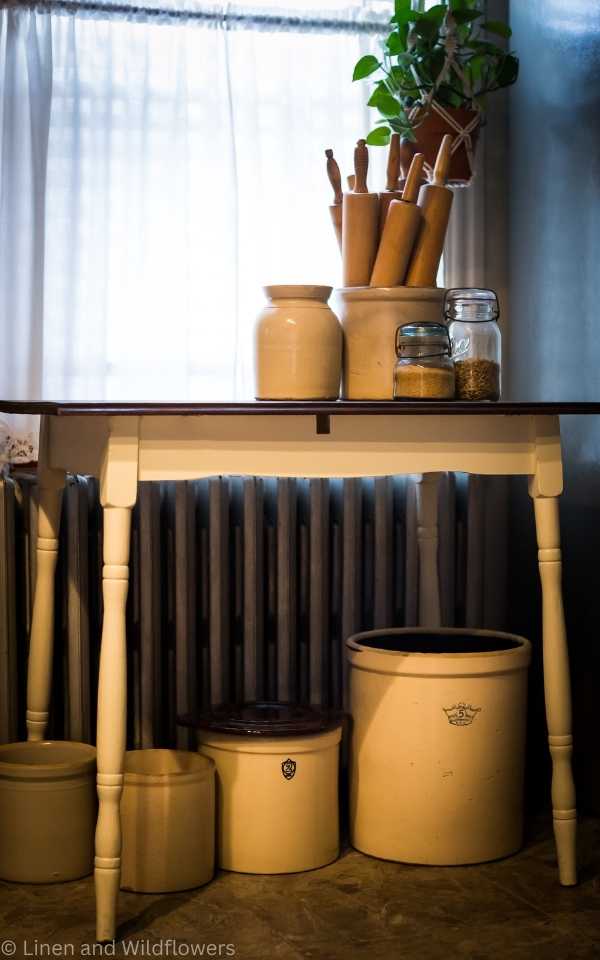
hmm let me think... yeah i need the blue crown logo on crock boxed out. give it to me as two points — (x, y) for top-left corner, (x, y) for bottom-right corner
(281, 758), (296, 780)
(443, 703), (482, 726)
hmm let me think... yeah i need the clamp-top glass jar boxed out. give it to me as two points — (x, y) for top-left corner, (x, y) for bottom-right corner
(394, 323), (455, 400)
(445, 288), (501, 401)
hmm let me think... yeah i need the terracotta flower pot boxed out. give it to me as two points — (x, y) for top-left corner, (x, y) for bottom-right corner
(411, 105), (481, 186)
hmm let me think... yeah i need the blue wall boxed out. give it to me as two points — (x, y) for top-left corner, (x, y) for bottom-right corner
(508, 0), (600, 812)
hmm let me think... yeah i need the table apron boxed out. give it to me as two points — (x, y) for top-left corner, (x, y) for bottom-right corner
(47, 413), (563, 494)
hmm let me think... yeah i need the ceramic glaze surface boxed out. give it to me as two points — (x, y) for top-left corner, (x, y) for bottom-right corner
(338, 286), (445, 399)
(198, 727), (342, 874)
(120, 749), (215, 893)
(347, 628), (531, 865)
(0, 740), (96, 883)
(254, 286), (342, 400)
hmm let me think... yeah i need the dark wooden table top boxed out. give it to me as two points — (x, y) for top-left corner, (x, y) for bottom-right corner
(2, 400), (600, 417)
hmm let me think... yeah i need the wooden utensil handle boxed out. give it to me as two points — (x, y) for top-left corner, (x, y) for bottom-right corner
(432, 134), (453, 186)
(402, 153), (425, 204)
(354, 139), (369, 194)
(329, 204), (343, 253)
(325, 148), (343, 206)
(386, 134), (400, 192)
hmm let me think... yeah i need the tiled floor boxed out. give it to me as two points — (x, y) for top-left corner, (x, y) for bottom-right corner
(1, 818), (599, 959)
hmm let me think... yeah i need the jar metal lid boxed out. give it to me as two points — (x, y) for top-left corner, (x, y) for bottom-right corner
(444, 288), (499, 322)
(395, 322), (451, 357)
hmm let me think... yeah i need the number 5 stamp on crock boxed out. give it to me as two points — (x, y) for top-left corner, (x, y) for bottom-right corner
(443, 703), (482, 726)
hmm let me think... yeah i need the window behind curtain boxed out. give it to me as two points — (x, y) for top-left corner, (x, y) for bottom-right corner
(0, 0), (388, 426)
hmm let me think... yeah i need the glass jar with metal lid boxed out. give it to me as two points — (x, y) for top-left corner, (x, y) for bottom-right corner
(393, 323), (455, 400)
(445, 288), (501, 401)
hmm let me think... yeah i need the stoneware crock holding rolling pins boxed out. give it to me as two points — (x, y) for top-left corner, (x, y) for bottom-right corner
(325, 149), (343, 253)
(254, 285), (342, 400)
(377, 133), (404, 235)
(405, 134), (454, 288)
(370, 152), (425, 288)
(342, 139), (379, 287)
(338, 286), (445, 399)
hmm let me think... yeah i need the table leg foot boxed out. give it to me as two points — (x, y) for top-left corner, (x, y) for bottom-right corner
(553, 809), (577, 886)
(95, 860), (121, 943)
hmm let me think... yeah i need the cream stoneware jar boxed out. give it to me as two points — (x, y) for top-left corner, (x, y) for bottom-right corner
(337, 286), (446, 399)
(347, 628), (531, 866)
(194, 703), (342, 874)
(254, 285), (342, 399)
(0, 740), (96, 883)
(120, 749), (215, 893)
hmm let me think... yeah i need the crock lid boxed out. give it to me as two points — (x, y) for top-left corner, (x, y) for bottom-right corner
(179, 701), (343, 737)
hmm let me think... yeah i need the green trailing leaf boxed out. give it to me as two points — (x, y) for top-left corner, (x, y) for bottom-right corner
(413, 17), (437, 40)
(389, 117), (416, 140)
(452, 9), (483, 24)
(375, 92), (403, 117)
(367, 83), (389, 108)
(465, 53), (484, 87)
(436, 83), (463, 108)
(386, 31), (405, 54)
(394, 0), (411, 17)
(353, 55), (380, 81)
(495, 53), (519, 87)
(424, 4), (448, 23)
(482, 19), (512, 38)
(366, 127), (392, 146)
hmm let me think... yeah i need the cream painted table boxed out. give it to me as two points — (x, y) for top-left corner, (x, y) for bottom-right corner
(1, 398), (592, 941)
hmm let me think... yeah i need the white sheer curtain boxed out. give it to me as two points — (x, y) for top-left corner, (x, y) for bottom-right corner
(0, 0), (386, 459)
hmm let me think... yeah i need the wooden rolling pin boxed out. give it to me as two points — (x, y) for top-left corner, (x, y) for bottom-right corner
(342, 140), (379, 287)
(325, 149), (343, 253)
(378, 134), (403, 236)
(370, 153), (425, 287)
(405, 134), (454, 288)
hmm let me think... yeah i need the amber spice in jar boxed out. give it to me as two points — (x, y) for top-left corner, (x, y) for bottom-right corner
(393, 323), (455, 400)
(394, 362), (455, 399)
(454, 358), (500, 401)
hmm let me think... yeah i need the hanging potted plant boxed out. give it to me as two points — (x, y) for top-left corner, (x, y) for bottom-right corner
(353, 0), (518, 185)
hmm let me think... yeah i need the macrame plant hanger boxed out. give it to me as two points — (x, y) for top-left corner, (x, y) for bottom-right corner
(407, 12), (481, 181)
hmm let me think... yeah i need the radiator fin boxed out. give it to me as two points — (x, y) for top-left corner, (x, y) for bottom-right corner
(0, 473), (507, 746)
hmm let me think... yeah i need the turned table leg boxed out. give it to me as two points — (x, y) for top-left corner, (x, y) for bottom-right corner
(27, 416), (65, 742)
(532, 493), (577, 885)
(95, 419), (139, 942)
(415, 473), (442, 628)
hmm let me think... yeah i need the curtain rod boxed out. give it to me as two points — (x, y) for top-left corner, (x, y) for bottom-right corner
(2, 1), (388, 33)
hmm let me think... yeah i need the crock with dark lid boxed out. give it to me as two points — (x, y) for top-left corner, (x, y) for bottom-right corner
(178, 701), (343, 738)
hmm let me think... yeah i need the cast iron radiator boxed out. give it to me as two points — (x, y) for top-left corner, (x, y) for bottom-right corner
(0, 473), (508, 748)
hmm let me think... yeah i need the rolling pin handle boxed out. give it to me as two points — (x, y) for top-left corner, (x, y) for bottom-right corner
(354, 139), (369, 194)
